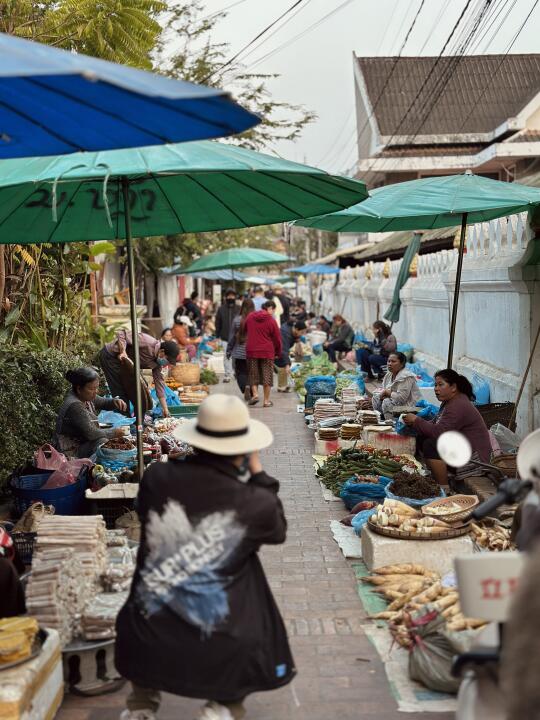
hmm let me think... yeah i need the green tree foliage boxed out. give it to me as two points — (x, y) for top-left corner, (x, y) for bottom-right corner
(137, 225), (281, 273)
(153, 0), (315, 150)
(0, 344), (89, 489)
(0, 0), (164, 67)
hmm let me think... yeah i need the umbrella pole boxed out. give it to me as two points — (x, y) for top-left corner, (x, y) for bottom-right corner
(447, 212), (468, 369)
(122, 178), (145, 480)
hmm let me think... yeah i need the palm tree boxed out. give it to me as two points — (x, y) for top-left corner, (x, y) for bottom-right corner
(0, 0), (163, 68)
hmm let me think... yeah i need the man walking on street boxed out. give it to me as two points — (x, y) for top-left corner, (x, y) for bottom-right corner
(215, 289), (240, 383)
(251, 285), (266, 311)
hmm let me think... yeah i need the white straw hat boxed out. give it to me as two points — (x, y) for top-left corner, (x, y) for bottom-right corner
(173, 394), (273, 455)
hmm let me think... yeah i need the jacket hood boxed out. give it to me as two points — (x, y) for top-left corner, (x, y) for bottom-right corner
(252, 310), (271, 323)
(394, 367), (417, 382)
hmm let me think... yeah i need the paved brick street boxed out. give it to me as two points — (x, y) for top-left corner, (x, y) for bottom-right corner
(58, 387), (452, 720)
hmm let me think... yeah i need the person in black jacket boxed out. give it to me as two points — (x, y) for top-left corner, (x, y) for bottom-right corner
(276, 320), (307, 391)
(215, 289), (240, 383)
(116, 394), (295, 720)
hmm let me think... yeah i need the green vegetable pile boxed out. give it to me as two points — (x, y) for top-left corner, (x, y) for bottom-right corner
(200, 368), (219, 385)
(316, 446), (406, 496)
(335, 375), (355, 399)
(292, 352), (336, 396)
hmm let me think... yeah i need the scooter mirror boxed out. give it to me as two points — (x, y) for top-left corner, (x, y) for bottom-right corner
(437, 431), (472, 467)
(517, 428), (540, 481)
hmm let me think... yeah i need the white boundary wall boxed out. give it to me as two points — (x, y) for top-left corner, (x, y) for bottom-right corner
(309, 214), (540, 436)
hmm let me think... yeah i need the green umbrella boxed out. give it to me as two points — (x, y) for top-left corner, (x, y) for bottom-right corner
(0, 141), (367, 243)
(383, 231), (422, 324)
(295, 173), (540, 366)
(0, 141), (367, 473)
(183, 247), (289, 274)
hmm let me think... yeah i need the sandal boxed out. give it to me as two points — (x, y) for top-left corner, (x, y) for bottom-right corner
(248, 396), (260, 406)
(263, 401), (274, 407)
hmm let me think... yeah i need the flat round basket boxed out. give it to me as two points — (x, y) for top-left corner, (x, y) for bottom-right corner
(367, 519), (471, 541)
(421, 495), (479, 524)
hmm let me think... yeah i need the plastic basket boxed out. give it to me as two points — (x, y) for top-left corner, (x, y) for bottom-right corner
(88, 499), (136, 529)
(477, 402), (516, 431)
(168, 404), (200, 417)
(11, 532), (36, 565)
(10, 468), (88, 518)
(11, 470), (53, 491)
(305, 392), (335, 409)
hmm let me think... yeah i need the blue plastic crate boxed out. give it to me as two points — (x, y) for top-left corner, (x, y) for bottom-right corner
(11, 468), (88, 518)
(12, 470), (52, 491)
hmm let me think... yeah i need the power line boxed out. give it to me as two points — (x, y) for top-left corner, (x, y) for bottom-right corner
(321, 0), (426, 174)
(240, 0), (357, 73)
(416, 1), (451, 54)
(197, 0), (251, 23)
(233, 0), (315, 66)
(467, 0), (515, 52)
(456, 0), (540, 132)
(203, 0), (307, 82)
(357, 0), (475, 179)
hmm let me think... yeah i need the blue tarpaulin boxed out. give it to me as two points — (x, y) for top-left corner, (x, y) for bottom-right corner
(286, 263), (340, 275)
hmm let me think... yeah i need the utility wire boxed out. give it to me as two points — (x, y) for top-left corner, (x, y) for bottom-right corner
(203, 0), (307, 82)
(332, 0), (425, 174)
(356, 0), (475, 179)
(456, 0), (540, 132)
(233, 0), (314, 66)
(240, 0), (357, 72)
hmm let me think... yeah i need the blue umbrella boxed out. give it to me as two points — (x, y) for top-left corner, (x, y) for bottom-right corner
(0, 32), (259, 159)
(287, 263), (340, 275)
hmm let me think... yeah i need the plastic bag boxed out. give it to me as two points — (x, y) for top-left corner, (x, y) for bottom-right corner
(395, 417), (417, 437)
(98, 410), (136, 427)
(42, 459), (92, 489)
(151, 385), (181, 418)
(416, 399), (440, 421)
(385, 481), (445, 508)
(472, 373), (490, 406)
(407, 362), (434, 386)
(34, 444), (67, 471)
(339, 476), (392, 511)
(490, 423), (520, 453)
(351, 507), (377, 535)
(408, 609), (460, 694)
(304, 375), (336, 395)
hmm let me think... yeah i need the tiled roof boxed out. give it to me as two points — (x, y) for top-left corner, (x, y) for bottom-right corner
(375, 143), (487, 157)
(353, 227), (457, 261)
(509, 129), (540, 142)
(357, 54), (540, 137)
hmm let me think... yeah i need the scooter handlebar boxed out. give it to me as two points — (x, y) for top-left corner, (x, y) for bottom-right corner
(472, 478), (532, 520)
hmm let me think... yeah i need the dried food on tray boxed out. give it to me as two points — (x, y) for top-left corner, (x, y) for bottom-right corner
(340, 423), (363, 440)
(318, 428), (339, 440)
(368, 499), (462, 538)
(81, 591), (129, 641)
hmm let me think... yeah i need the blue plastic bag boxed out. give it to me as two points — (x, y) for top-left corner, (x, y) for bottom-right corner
(395, 417), (418, 437)
(351, 508), (376, 535)
(472, 373), (490, 406)
(385, 481), (445, 508)
(304, 375), (336, 395)
(407, 362), (434, 386)
(312, 343), (323, 356)
(151, 385), (181, 418)
(416, 399), (439, 421)
(98, 410), (136, 427)
(340, 476), (392, 511)
(337, 371), (366, 394)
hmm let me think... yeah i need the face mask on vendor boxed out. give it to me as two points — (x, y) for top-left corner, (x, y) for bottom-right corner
(226, 296), (236, 306)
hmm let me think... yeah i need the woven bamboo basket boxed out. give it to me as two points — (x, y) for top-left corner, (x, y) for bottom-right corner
(170, 363), (201, 386)
(367, 519), (471, 541)
(491, 453), (518, 477)
(421, 494), (479, 524)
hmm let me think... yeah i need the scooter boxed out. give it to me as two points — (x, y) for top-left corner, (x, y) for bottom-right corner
(436, 429), (540, 720)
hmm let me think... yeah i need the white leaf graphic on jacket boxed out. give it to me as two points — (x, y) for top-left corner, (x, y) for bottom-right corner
(137, 500), (245, 634)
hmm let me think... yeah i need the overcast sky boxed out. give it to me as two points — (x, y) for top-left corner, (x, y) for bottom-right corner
(195, 0), (539, 172)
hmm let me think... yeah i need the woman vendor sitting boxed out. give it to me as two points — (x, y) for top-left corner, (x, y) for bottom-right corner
(54, 367), (127, 459)
(171, 315), (200, 360)
(371, 352), (421, 421)
(402, 369), (492, 485)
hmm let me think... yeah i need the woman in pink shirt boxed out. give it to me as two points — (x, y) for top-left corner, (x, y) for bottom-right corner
(403, 369), (492, 485)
